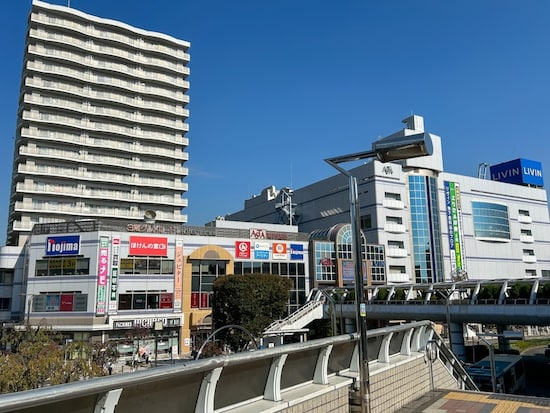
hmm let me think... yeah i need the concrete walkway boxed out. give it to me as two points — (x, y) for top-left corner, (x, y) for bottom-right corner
(398, 390), (550, 413)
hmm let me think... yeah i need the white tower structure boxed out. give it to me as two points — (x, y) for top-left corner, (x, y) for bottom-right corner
(7, 0), (190, 246)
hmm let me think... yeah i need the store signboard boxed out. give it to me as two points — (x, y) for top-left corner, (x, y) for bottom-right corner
(272, 242), (287, 260)
(290, 244), (304, 260)
(254, 241), (270, 260)
(174, 240), (183, 312)
(129, 236), (168, 256)
(95, 236), (109, 315)
(108, 236), (120, 314)
(45, 235), (80, 256)
(235, 241), (251, 259)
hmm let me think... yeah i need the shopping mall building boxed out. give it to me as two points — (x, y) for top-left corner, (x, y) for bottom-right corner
(0, 219), (310, 355)
(226, 115), (550, 285)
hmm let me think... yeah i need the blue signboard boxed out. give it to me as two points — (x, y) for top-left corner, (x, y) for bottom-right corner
(46, 235), (80, 256)
(490, 158), (544, 187)
(290, 244), (304, 260)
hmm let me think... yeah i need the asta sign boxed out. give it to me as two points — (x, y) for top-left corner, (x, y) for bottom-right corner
(490, 158), (544, 187)
(46, 235), (80, 256)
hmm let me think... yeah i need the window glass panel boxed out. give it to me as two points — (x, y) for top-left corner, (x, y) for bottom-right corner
(118, 294), (132, 310)
(161, 260), (174, 274)
(149, 259), (161, 274)
(133, 293), (146, 309)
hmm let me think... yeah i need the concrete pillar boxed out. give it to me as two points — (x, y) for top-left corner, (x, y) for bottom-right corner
(497, 325), (511, 352)
(450, 322), (466, 361)
(345, 318), (356, 334)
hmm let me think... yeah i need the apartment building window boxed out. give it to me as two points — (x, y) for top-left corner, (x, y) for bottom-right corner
(472, 201), (511, 240)
(542, 270), (550, 278)
(525, 269), (537, 277)
(385, 192), (401, 201)
(523, 249), (535, 256)
(521, 229), (532, 236)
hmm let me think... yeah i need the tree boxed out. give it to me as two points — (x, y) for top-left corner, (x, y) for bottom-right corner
(211, 273), (292, 348)
(0, 324), (118, 394)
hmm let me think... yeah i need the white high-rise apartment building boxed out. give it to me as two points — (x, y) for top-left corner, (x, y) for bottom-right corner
(7, 0), (190, 246)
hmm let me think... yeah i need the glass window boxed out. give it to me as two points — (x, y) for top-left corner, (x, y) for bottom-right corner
(147, 293), (159, 309)
(472, 201), (511, 240)
(118, 294), (132, 310)
(133, 293), (146, 309)
(148, 259), (161, 274)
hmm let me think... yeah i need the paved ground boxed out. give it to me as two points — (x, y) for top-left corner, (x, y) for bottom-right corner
(397, 390), (550, 413)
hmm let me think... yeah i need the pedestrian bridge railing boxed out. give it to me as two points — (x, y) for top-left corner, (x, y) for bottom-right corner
(0, 320), (475, 413)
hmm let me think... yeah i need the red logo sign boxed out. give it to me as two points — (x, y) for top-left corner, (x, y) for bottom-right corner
(129, 236), (168, 256)
(235, 241), (250, 259)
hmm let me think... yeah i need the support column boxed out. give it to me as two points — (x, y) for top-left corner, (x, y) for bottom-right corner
(497, 325), (511, 352)
(449, 322), (466, 361)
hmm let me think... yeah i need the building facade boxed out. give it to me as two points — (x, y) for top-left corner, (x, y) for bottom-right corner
(7, 0), (190, 246)
(226, 115), (550, 283)
(2, 219), (309, 356)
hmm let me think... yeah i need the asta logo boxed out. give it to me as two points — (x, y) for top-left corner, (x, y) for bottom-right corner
(382, 165), (393, 175)
(46, 236), (80, 256)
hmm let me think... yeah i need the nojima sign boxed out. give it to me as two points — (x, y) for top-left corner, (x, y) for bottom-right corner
(490, 158), (544, 187)
(46, 235), (80, 256)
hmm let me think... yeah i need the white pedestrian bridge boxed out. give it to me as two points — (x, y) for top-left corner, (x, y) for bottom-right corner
(0, 321), (476, 413)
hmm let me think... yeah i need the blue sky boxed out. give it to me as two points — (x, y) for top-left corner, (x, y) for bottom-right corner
(1, 1), (550, 244)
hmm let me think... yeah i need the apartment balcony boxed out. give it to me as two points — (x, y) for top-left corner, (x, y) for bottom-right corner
(520, 234), (535, 243)
(386, 247), (408, 258)
(30, 20), (190, 75)
(25, 65), (186, 104)
(25, 77), (189, 115)
(17, 164), (188, 191)
(382, 199), (405, 210)
(386, 272), (411, 283)
(21, 111), (186, 146)
(384, 223), (406, 234)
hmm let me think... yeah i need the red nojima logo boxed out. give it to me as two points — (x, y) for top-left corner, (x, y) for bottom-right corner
(235, 241), (250, 258)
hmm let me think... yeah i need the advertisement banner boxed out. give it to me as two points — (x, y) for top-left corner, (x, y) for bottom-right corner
(444, 181), (465, 273)
(160, 293), (173, 309)
(60, 294), (74, 311)
(191, 292), (199, 308)
(129, 236), (168, 256)
(95, 236), (110, 315)
(272, 242), (287, 260)
(108, 236), (120, 314)
(174, 240), (183, 312)
(235, 241), (251, 259)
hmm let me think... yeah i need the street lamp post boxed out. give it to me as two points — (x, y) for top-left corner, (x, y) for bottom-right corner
(325, 132), (432, 413)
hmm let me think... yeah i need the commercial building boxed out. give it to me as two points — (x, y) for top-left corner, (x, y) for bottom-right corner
(7, 0), (190, 247)
(226, 115), (550, 284)
(4, 219), (309, 355)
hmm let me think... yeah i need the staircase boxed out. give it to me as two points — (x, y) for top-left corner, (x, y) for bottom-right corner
(263, 289), (326, 334)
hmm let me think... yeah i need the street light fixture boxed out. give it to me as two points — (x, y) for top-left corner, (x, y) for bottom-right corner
(325, 132), (432, 413)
